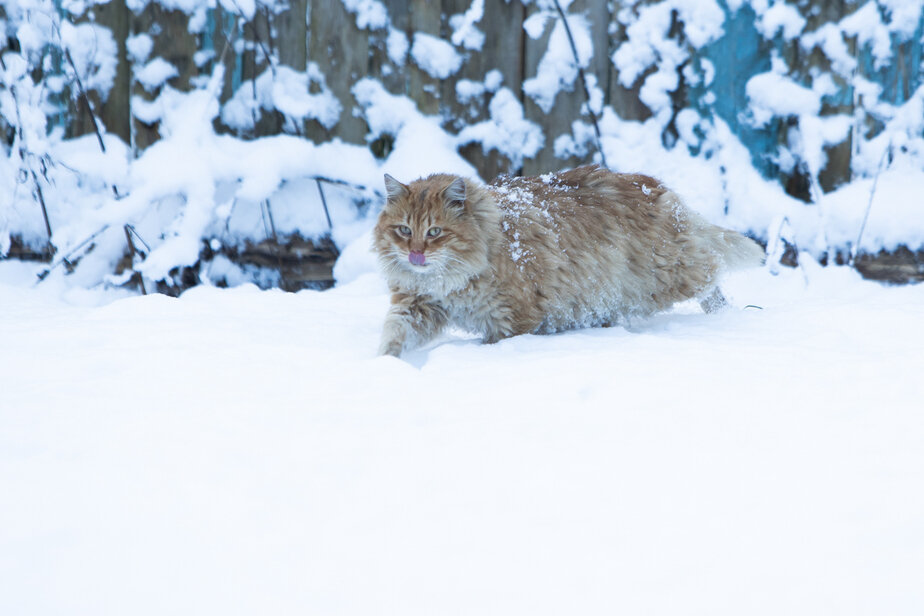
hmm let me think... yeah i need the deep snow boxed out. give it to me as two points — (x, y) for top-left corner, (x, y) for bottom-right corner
(1, 255), (923, 615)
(3, 1), (923, 610)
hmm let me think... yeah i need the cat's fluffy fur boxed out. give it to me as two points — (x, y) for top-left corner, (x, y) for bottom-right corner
(373, 165), (764, 356)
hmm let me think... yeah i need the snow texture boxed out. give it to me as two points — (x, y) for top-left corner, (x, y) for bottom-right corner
(2, 0), (924, 296)
(456, 88), (544, 169)
(2, 256), (924, 615)
(746, 71), (821, 126)
(340, 0), (388, 31)
(60, 21), (118, 101)
(126, 33), (154, 64)
(456, 70), (504, 103)
(386, 28), (409, 65)
(1, 6), (924, 608)
(449, 0), (486, 51)
(755, 2), (806, 40)
(523, 11), (593, 113)
(410, 33), (464, 79)
(134, 58), (179, 92)
(221, 65), (341, 132)
(352, 78), (476, 181)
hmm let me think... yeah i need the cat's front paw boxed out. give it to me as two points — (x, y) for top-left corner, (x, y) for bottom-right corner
(378, 338), (404, 357)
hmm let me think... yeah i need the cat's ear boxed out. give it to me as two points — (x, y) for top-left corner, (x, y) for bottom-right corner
(383, 174), (409, 203)
(442, 177), (467, 210)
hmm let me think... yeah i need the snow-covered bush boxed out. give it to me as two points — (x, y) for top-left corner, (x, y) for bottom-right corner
(1, 0), (923, 293)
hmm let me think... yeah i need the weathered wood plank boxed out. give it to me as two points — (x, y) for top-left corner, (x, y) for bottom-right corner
(522, 0), (608, 175)
(277, 0), (308, 72)
(403, 0), (443, 116)
(306, 0), (372, 144)
(442, 0), (526, 179)
(854, 246), (924, 284)
(93, 0), (131, 144)
(132, 6), (198, 151)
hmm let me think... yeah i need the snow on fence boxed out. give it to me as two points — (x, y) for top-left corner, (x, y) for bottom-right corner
(1, 0), (924, 292)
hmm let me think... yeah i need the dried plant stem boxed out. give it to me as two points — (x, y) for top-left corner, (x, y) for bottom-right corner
(0, 53), (54, 251)
(261, 199), (278, 240)
(316, 179), (333, 232)
(551, 0), (608, 168)
(123, 224), (147, 295)
(850, 142), (890, 265)
(30, 169), (53, 247)
(64, 49), (106, 154)
(36, 225), (110, 283)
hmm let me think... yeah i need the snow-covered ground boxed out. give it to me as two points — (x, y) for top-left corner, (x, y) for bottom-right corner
(2, 253), (923, 615)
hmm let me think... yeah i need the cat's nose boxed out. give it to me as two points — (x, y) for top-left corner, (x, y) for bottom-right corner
(409, 251), (426, 266)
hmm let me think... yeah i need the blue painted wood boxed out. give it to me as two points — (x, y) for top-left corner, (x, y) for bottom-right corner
(693, 2), (776, 177)
(690, 2), (923, 182)
(202, 8), (242, 96)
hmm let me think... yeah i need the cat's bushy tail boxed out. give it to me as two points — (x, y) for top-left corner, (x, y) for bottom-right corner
(659, 190), (765, 272)
(715, 229), (766, 271)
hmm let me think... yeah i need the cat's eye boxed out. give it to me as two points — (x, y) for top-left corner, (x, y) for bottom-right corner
(427, 227), (442, 238)
(397, 225), (412, 236)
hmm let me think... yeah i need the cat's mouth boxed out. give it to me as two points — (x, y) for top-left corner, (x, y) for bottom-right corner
(407, 250), (432, 269)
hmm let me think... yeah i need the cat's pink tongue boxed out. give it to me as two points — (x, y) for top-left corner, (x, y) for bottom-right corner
(409, 251), (426, 266)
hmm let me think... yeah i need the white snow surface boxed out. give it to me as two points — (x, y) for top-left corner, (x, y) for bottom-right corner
(755, 1), (806, 40)
(221, 64), (341, 132)
(746, 71), (821, 125)
(449, 0), (486, 51)
(523, 11), (593, 113)
(340, 0), (388, 31)
(455, 88), (544, 169)
(386, 28), (409, 65)
(410, 33), (464, 79)
(2, 256), (923, 615)
(60, 21), (118, 100)
(134, 57), (179, 91)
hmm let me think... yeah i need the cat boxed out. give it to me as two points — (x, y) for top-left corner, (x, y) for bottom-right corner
(372, 164), (764, 357)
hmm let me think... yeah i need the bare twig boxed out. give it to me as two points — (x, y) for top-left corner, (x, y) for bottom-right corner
(551, 0), (608, 168)
(850, 141), (891, 265)
(261, 199), (278, 240)
(1, 53), (54, 252)
(36, 224), (111, 283)
(252, 6), (277, 78)
(315, 175), (380, 196)
(123, 224), (147, 295)
(30, 169), (54, 246)
(766, 215), (793, 276)
(63, 48), (106, 154)
(316, 179), (333, 232)
(125, 224), (151, 252)
(260, 198), (288, 288)
(225, 2), (275, 132)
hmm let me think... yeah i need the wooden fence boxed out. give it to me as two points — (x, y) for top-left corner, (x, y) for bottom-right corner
(4, 1), (924, 286)
(28, 0), (924, 197)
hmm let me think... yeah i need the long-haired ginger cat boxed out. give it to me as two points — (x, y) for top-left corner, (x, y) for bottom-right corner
(373, 165), (764, 357)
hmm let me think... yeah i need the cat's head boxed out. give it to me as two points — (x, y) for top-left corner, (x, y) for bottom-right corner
(373, 173), (490, 293)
